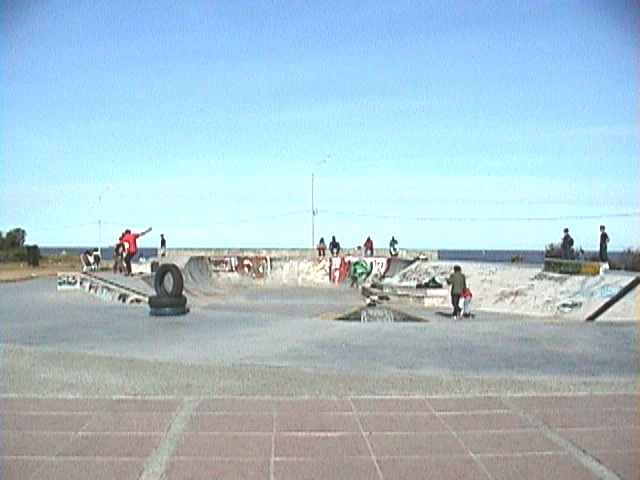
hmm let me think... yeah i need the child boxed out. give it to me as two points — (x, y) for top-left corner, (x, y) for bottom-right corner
(462, 287), (473, 318)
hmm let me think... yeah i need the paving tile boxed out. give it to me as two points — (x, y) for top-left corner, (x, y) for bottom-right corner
(276, 413), (359, 433)
(509, 394), (639, 411)
(106, 398), (180, 412)
(165, 459), (269, 480)
(82, 412), (173, 433)
(197, 398), (275, 413)
(275, 433), (369, 458)
(359, 414), (447, 433)
(439, 412), (533, 432)
(1, 413), (91, 432)
(274, 458), (380, 480)
(187, 413), (273, 433)
(175, 433), (272, 458)
(559, 427), (640, 453)
(368, 432), (467, 457)
(479, 453), (599, 480)
(0, 457), (49, 479)
(0, 398), (110, 413)
(379, 457), (489, 480)
(1, 431), (75, 456)
(458, 431), (563, 455)
(532, 408), (639, 429)
(351, 398), (430, 413)
(58, 433), (162, 458)
(274, 398), (353, 414)
(592, 452), (640, 480)
(29, 459), (145, 480)
(427, 396), (509, 413)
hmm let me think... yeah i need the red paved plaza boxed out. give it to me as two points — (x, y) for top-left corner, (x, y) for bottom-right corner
(1, 394), (638, 479)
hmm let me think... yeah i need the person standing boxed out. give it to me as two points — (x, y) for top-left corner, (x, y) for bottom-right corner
(113, 241), (124, 273)
(160, 234), (167, 258)
(446, 265), (466, 319)
(363, 236), (374, 256)
(462, 287), (473, 318)
(122, 227), (152, 275)
(317, 237), (326, 258)
(389, 236), (399, 256)
(599, 225), (609, 262)
(561, 228), (574, 259)
(329, 236), (341, 256)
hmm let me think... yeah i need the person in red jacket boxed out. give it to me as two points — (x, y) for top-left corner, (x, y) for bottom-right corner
(122, 227), (152, 275)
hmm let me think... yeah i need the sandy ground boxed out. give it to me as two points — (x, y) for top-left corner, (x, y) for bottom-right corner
(0, 256), (92, 283)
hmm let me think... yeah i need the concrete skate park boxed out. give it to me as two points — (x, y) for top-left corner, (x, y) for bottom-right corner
(3, 249), (639, 392)
(1, 250), (639, 480)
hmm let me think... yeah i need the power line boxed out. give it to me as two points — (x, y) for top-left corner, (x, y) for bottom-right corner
(321, 210), (640, 222)
(103, 209), (309, 229)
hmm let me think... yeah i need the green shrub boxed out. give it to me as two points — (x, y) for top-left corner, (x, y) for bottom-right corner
(0, 248), (28, 262)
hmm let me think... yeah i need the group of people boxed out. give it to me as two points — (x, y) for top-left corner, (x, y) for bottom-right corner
(317, 235), (400, 258)
(113, 228), (152, 275)
(560, 225), (610, 262)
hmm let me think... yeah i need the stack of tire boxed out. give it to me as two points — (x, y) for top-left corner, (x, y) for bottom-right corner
(149, 264), (189, 316)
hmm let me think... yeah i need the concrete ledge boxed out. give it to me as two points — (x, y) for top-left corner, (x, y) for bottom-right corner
(57, 272), (148, 305)
(543, 258), (603, 276)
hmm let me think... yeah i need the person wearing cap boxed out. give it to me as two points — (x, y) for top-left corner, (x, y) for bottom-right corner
(561, 228), (574, 259)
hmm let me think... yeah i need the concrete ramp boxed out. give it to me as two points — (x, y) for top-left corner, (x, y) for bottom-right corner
(57, 272), (150, 304)
(385, 257), (416, 278)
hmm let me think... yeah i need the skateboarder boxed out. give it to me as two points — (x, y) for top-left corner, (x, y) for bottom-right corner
(122, 227), (152, 275)
(446, 265), (467, 319)
(599, 225), (609, 262)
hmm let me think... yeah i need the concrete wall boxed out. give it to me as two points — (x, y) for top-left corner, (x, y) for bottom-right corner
(164, 248), (438, 266)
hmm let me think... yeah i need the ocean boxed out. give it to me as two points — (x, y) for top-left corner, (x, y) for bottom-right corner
(38, 247), (623, 264)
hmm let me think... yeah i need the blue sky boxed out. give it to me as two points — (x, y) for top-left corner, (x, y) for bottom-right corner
(2, 0), (638, 250)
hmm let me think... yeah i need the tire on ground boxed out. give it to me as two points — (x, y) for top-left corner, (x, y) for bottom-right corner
(148, 294), (187, 309)
(149, 306), (189, 316)
(153, 264), (184, 297)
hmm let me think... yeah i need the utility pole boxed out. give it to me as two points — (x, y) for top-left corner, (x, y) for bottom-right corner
(97, 186), (110, 257)
(311, 173), (315, 250)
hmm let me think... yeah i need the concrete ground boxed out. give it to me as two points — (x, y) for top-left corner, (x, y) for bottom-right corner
(1, 276), (638, 479)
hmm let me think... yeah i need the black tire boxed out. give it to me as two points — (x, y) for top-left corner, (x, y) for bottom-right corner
(148, 294), (187, 309)
(154, 264), (184, 297)
(149, 306), (189, 316)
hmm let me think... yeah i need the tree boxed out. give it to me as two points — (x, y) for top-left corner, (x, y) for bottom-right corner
(4, 228), (26, 248)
